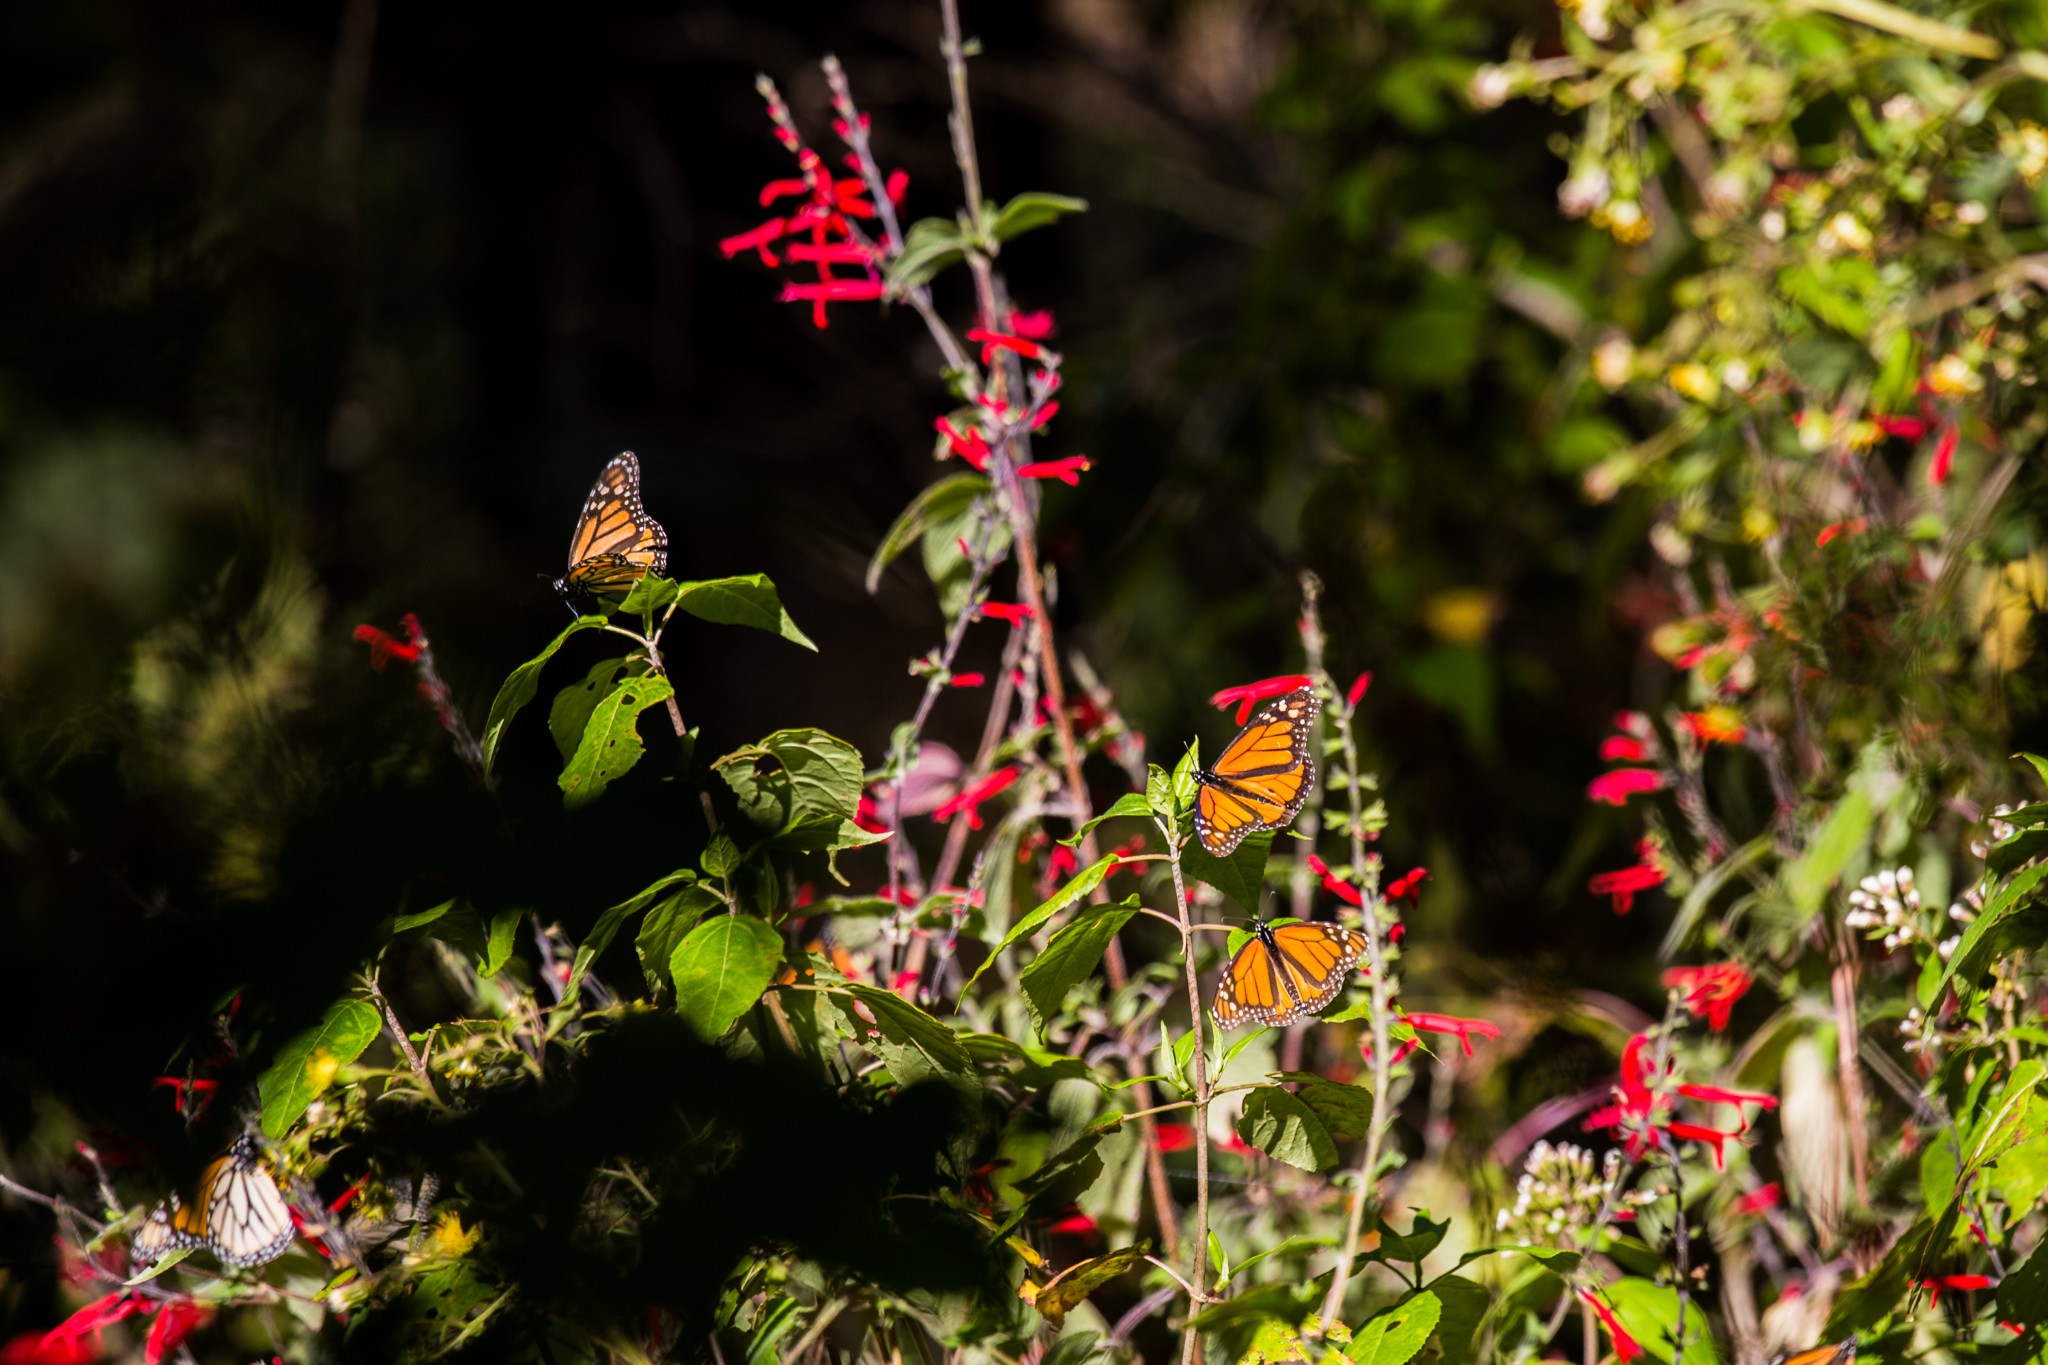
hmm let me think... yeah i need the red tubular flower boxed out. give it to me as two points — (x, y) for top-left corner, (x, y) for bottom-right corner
(948, 672), (986, 688)
(721, 128), (892, 327)
(935, 416), (992, 472)
(966, 327), (1045, 364)
(1662, 963), (1752, 1031)
(1008, 308), (1056, 340)
(1589, 846), (1666, 914)
(1922, 1274), (1996, 1307)
(980, 601), (1034, 624)
(1588, 769), (1663, 805)
(1875, 414), (1928, 439)
(1211, 675), (1315, 725)
(3, 1332), (97, 1365)
(1016, 456), (1092, 486)
(354, 617), (423, 670)
(1048, 844), (1078, 881)
(1734, 1182), (1780, 1215)
(854, 792), (891, 834)
(1155, 1123), (1196, 1152)
(1578, 1290), (1644, 1364)
(931, 766), (1019, 830)
(144, 1301), (210, 1364)
(1677, 1083), (1778, 1131)
(1307, 854), (1364, 907)
(1816, 518), (1869, 547)
(1400, 1012), (1501, 1057)
(1599, 734), (1648, 762)
(1665, 1120), (1738, 1168)
(1930, 423), (1959, 485)
(38, 1294), (145, 1359)
(1385, 867), (1429, 901)
(150, 1075), (219, 1119)
(1347, 672), (1373, 707)
(1048, 1208), (1099, 1237)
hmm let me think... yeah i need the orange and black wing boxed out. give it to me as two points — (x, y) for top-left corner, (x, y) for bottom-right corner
(1266, 922), (1366, 1019)
(196, 1137), (295, 1269)
(130, 1193), (205, 1268)
(1192, 689), (1320, 856)
(1777, 1344), (1856, 1365)
(1213, 931), (1285, 1029)
(555, 452), (668, 599)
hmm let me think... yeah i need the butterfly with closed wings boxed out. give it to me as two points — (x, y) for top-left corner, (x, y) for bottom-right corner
(1213, 918), (1368, 1029)
(129, 1134), (296, 1271)
(1774, 1343), (1855, 1365)
(1191, 687), (1320, 857)
(553, 451), (669, 604)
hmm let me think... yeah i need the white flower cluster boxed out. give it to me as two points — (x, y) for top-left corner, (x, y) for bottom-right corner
(1495, 1141), (1622, 1240)
(1843, 866), (1933, 950)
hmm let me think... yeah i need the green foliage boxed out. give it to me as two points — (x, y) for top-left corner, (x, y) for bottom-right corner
(670, 914), (785, 1039)
(256, 999), (380, 1140)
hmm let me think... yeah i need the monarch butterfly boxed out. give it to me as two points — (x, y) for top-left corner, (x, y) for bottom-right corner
(1212, 919), (1367, 1029)
(1775, 1343), (1855, 1365)
(552, 451), (669, 602)
(1192, 688), (1320, 857)
(130, 1135), (295, 1270)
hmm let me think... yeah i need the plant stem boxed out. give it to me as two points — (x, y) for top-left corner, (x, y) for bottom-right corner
(1318, 688), (1392, 1330)
(1166, 827), (1211, 1365)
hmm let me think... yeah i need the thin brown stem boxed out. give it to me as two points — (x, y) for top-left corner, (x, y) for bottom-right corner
(1166, 829), (1211, 1365)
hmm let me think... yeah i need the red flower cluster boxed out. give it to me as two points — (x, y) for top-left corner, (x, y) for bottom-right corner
(1585, 1033), (1776, 1168)
(12, 1292), (210, 1365)
(718, 83), (902, 328)
(1384, 866), (1428, 902)
(931, 767), (1019, 830)
(1210, 674), (1314, 725)
(1590, 714), (1663, 806)
(1367, 1011), (1500, 1064)
(353, 614), (424, 671)
(1589, 768), (1663, 806)
(1663, 962), (1752, 1031)
(1588, 840), (1666, 914)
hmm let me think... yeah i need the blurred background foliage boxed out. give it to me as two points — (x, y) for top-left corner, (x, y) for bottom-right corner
(11, 0), (2042, 1352)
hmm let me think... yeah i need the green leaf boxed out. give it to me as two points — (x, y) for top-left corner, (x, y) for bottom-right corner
(1603, 1277), (1719, 1365)
(1938, 860), (2048, 1000)
(887, 216), (969, 292)
(867, 473), (989, 593)
(715, 728), (868, 850)
(1783, 789), (1872, 918)
(673, 574), (816, 650)
(257, 999), (381, 1140)
(567, 870), (697, 1002)
(1019, 900), (1138, 1034)
(549, 657), (640, 763)
(1217, 1234), (1337, 1288)
(702, 833), (742, 880)
(837, 983), (973, 1085)
(1171, 743), (1200, 818)
(616, 572), (679, 617)
(1421, 1275), (1488, 1365)
(670, 914), (785, 1040)
(479, 907), (520, 977)
(1372, 1213), (1451, 1264)
(1237, 1087), (1339, 1172)
(559, 673), (674, 808)
(1184, 831), (1274, 908)
(989, 192), (1088, 244)
(481, 615), (605, 777)
(1062, 791), (1153, 846)
(966, 855), (1121, 987)
(1027, 1245), (1142, 1329)
(1272, 1072), (1375, 1141)
(1346, 1291), (1440, 1365)
(636, 885), (719, 992)
(385, 899), (453, 938)
(1146, 763), (1174, 822)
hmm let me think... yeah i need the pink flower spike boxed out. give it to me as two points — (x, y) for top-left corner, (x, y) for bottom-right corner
(1210, 675), (1315, 724)
(1577, 1291), (1643, 1364)
(1347, 672), (1373, 706)
(1930, 423), (1959, 485)
(949, 672), (987, 688)
(1017, 456), (1092, 486)
(1588, 769), (1663, 805)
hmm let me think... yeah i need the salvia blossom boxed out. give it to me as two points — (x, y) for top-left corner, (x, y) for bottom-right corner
(1306, 853), (1363, 908)
(966, 327), (1045, 365)
(1930, 423), (1959, 485)
(1211, 674), (1315, 724)
(1816, 518), (1869, 547)
(1922, 1273), (1996, 1306)
(1016, 456), (1093, 486)
(935, 416), (992, 472)
(979, 601), (1034, 623)
(930, 767), (1019, 830)
(1662, 962), (1752, 1031)
(1588, 769), (1663, 805)
(1346, 671), (1373, 706)
(1733, 1182), (1781, 1215)
(1008, 308), (1055, 340)
(1371, 1011), (1500, 1064)
(1385, 866), (1429, 901)
(948, 672), (986, 688)
(1585, 1033), (1775, 1168)
(1588, 842), (1666, 914)
(1577, 1289), (1643, 1363)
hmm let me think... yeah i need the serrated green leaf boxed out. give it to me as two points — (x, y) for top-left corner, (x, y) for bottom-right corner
(837, 983), (973, 1085)
(566, 870), (697, 1002)
(670, 914), (784, 1040)
(481, 615), (605, 777)
(673, 574), (816, 650)
(549, 657), (641, 763)
(868, 473), (989, 593)
(559, 673), (674, 808)
(1347, 1291), (1440, 1365)
(1271, 1072), (1375, 1141)
(258, 999), (381, 1139)
(1020, 901), (1138, 1035)
(1938, 860), (2048, 1000)
(989, 192), (1088, 244)
(1028, 1245), (1142, 1329)
(1172, 744), (1200, 817)
(966, 856), (1121, 987)
(1237, 1087), (1339, 1172)
(715, 728), (866, 849)
(636, 885), (719, 993)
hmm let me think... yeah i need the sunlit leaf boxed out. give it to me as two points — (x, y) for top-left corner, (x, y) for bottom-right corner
(670, 914), (784, 1040)
(481, 615), (605, 777)
(559, 673), (674, 808)
(258, 999), (381, 1139)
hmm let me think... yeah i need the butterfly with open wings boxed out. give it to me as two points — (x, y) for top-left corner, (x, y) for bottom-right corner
(1191, 687), (1320, 858)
